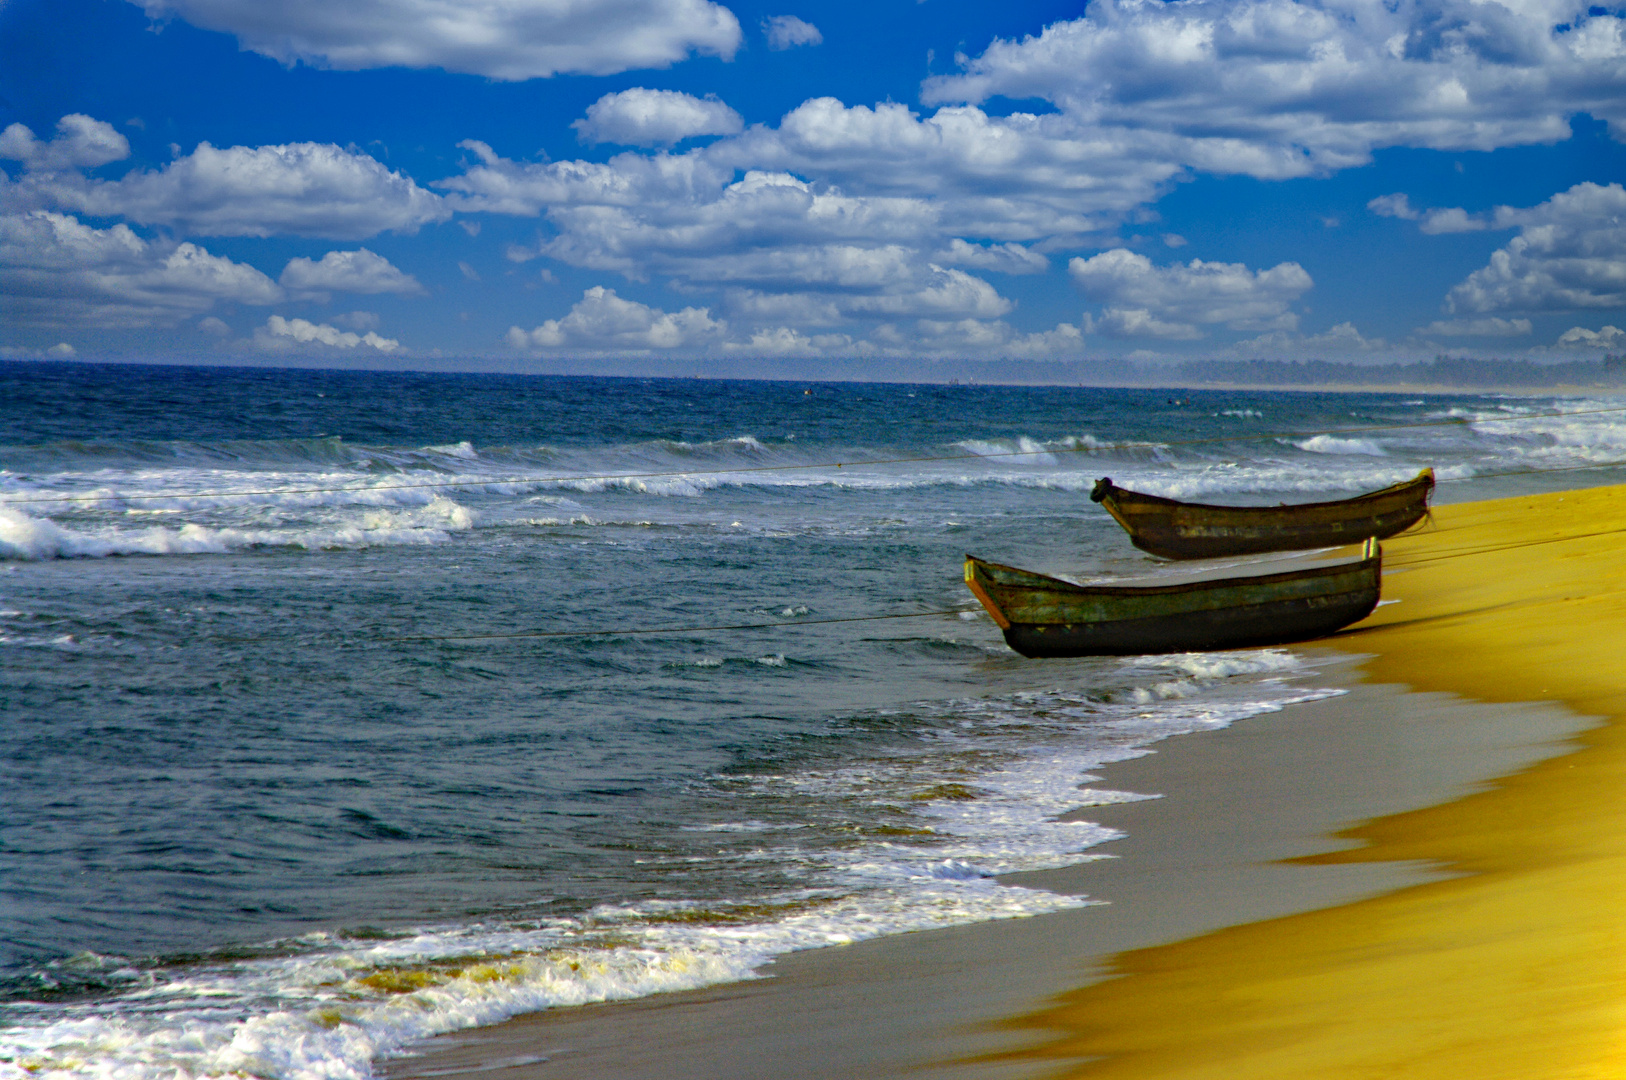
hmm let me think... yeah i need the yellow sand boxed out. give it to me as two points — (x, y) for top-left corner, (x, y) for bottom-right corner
(1002, 483), (1626, 1079)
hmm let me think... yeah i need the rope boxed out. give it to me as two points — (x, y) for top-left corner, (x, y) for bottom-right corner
(7, 402), (1626, 507)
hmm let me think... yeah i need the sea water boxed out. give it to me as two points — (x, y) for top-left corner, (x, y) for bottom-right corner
(4, 362), (1623, 1080)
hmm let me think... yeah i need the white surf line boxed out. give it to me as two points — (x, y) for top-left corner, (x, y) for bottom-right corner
(9, 404), (1626, 506)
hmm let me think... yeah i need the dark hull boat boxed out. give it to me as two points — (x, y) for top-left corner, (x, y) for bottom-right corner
(964, 540), (1382, 658)
(1090, 468), (1433, 560)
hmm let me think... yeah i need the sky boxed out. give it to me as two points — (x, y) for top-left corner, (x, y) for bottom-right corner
(1, 0), (1624, 375)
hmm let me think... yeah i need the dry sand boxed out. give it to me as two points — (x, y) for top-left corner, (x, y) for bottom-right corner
(384, 484), (1623, 1080)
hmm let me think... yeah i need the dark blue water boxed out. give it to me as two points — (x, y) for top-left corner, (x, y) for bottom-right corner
(4, 362), (1623, 1080)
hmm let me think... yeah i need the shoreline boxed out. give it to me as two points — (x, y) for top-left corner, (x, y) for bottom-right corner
(997, 482), (1626, 1077)
(383, 474), (1615, 1080)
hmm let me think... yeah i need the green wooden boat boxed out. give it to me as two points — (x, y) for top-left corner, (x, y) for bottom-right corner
(964, 539), (1381, 658)
(1090, 468), (1433, 560)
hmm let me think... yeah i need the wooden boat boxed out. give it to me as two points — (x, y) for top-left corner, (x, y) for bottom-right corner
(964, 539), (1381, 658)
(1090, 468), (1433, 560)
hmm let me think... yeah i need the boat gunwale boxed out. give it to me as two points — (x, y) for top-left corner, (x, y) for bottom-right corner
(967, 548), (1379, 604)
(1089, 468), (1434, 518)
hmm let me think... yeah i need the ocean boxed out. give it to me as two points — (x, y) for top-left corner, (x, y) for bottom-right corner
(4, 361), (1624, 1080)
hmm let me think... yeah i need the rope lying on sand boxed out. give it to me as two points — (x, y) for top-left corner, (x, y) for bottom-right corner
(9, 403), (1626, 507)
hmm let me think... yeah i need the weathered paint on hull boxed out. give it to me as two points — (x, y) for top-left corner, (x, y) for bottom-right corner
(1091, 468), (1432, 560)
(965, 545), (1381, 658)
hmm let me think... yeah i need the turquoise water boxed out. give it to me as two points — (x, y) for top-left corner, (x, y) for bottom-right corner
(3, 362), (1623, 1080)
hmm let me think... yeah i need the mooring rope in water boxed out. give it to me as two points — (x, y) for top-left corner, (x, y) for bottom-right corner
(8, 403), (1626, 507)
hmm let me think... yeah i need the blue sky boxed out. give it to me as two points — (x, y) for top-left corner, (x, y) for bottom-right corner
(2, 0), (1623, 373)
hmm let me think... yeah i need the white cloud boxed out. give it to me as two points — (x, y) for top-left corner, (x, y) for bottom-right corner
(763, 15), (821, 50)
(1446, 182), (1626, 313)
(1371, 193), (1494, 234)
(1416, 316), (1532, 336)
(451, 156), (1018, 326)
(723, 326), (855, 356)
(0, 342), (80, 359)
(279, 248), (425, 300)
(1418, 207), (1489, 234)
(15, 128), (449, 239)
(1556, 324), (1625, 348)
(127, 0), (742, 79)
(573, 89), (743, 147)
(936, 239), (1048, 274)
(911, 317), (1085, 358)
(256, 315), (401, 352)
(0, 210), (282, 328)
(446, 100), (1185, 241)
(507, 286), (725, 352)
(722, 98), (1180, 231)
(1237, 321), (1389, 356)
(1084, 307), (1202, 340)
(1070, 248), (1312, 338)
(923, 0), (1626, 176)
(0, 114), (129, 172)
(1368, 193), (1420, 220)
(330, 310), (381, 330)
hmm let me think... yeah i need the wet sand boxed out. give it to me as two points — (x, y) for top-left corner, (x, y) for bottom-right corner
(383, 484), (1620, 1080)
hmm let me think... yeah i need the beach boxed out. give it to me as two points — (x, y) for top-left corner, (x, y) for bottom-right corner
(383, 482), (1625, 1078)
(10, 374), (1626, 1080)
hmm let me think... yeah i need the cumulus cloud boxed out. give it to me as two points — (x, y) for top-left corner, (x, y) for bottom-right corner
(1416, 316), (1532, 337)
(416, 0), (1626, 358)
(1446, 182), (1626, 313)
(1557, 324), (1625, 348)
(936, 239), (1048, 274)
(573, 88), (743, 147)
(923, 0), (1626, 176)
(279, 248), (425, 300)
(1417, 207), (1490, 235)
(723, 326), (855, 356)
(330, 310), (382, 330)
(763, 15), (821, 50)
(1368, 193), (1420, 220)
(1369, 194), (1493, 234)
(0, 114), (129, 172)
(446, 100), (1186, 242)
(127, 0), (742, 79)
(256, 314), (401, 352)
(0, 210), (282, 328)
(507, 286), (725, 352)
(11, 124), (449, 239)
(451, 157), (1019, 328)
(911, 317), (1085, 358)
(1071, 248), (1312, 338)
(1237, 321), (1388, 356)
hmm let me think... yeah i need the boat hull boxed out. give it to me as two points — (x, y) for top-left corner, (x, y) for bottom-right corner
(1090, 469), (1433, 560)
(965, 545), (1381, 658)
